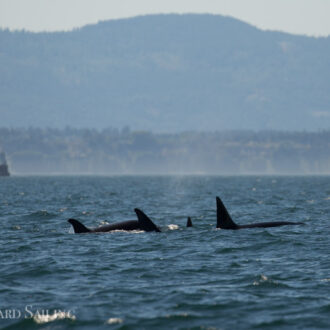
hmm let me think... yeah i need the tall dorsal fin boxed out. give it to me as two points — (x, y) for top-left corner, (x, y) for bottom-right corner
(134, 209), (161, 232)
(216, 197), (238, 229)
(68, 219), (91, 233)
(186, 217), (193, 227)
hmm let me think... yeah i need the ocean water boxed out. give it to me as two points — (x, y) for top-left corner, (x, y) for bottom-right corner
(0, 175), (329, 329)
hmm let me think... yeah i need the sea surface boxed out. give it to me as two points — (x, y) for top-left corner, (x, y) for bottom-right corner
(0, 175), (329, 329)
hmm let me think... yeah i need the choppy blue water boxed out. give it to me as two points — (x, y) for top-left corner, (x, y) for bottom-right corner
(0, 176), (329, 329)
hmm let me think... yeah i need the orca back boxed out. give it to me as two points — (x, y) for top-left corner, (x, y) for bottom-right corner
(239, 221), (304, 229)
(215, 197), (304, 229)
(92, 220), (140, 232)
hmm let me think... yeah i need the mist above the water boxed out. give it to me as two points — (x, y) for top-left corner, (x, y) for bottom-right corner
(0, 127), (329, 175)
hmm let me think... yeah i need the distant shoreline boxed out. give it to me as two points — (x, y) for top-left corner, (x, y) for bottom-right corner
(1, 128), (329, 175)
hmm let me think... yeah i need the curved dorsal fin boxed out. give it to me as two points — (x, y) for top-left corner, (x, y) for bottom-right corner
(216, 197), (238, 229)
(134, 209), (161, 232)
(68, 219), (91, 233)
(186, 217), (193, 227)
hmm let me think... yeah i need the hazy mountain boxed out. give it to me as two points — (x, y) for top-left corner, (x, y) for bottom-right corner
(0, 14), (329, 131)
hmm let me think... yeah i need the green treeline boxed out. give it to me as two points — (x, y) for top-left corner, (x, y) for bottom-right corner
(0, 128), (329, 174)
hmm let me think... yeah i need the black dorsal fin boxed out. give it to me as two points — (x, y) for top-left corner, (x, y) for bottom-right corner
(68, 219), (91, 233)
(187, 217), (193, 227)
(134, 209), (161, 232)
(216, 197), (238, 229)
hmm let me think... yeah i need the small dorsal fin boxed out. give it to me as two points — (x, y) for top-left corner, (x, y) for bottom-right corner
(68, 219), (91, 233)
(186, 217), (193, 227)
(216, 197), (238, 229)
(134, 209), (161, 232)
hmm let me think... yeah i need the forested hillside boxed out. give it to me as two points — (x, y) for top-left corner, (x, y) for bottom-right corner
(1, 128), (329, 174)
(1, 14), (330, 131)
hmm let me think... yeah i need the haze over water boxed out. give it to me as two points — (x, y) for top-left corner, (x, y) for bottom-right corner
(0, 175), (329, 329)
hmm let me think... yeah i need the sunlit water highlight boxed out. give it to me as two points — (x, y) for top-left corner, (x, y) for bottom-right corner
(0, 176), (329, 329)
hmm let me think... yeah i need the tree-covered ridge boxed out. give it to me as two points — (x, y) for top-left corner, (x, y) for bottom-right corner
(1, 14), (330, 131)
(0, 128), (329, 174)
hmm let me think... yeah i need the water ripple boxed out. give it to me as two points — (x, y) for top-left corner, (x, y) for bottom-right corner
(0, 176), (329, 329)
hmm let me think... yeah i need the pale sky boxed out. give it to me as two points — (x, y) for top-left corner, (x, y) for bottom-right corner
(0, 0), (330, 36)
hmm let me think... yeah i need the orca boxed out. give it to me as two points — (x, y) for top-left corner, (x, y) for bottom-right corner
(216, 196), (304, 229)
(186, 217), (193, 227)
(68, 208), (161, 233)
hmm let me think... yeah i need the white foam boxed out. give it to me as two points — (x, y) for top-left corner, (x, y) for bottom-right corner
(33, 311), (76, 324)
(99, 220), (109, 225)
(106, 317), (123, 324)
(129, 230), (145, 234)
(260, 275), (268, 281)
(168, 224), (179, 230)
(108, 229), (144, 234)
(253, 274), (269, 286)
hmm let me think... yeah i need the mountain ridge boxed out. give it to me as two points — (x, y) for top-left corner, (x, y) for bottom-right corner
(0, 14), (329, 131)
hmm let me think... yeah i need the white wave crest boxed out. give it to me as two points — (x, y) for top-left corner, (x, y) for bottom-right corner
(33, 311), (76, 324)
(253, 274), (269, 286)
(99, 220), (109, 225)
(108, 229), (144, 234)
(106, 317), (123, 324)
(168, 224), (179, 230)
